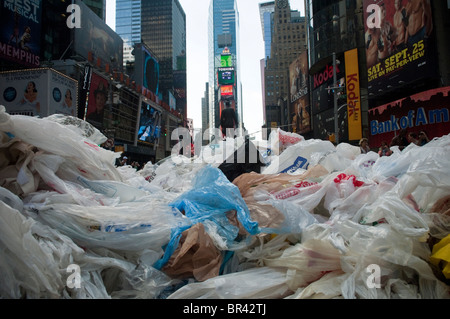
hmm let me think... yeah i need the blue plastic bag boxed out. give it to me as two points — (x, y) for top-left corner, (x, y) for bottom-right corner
(154, 165), (260, 269)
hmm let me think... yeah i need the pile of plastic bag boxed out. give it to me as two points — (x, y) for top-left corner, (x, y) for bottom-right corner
(1, 105), (449, 299)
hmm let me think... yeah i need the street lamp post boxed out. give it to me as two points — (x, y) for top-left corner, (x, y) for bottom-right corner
(333, 52), (339, 145)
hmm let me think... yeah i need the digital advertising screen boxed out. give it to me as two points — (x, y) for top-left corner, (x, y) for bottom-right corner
(363, 0), (438, 96)
(138, 102), (161, 145)
(220, 85), (233, 99)
(218, 67), (235, 85)
(310, 56), (345, 115)
(85, 72), (109, 129)
(134, 43), (160, 95)
(0, 0), (42, 67)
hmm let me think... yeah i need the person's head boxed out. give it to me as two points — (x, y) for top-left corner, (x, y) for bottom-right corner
(122, 156), (128, 162)
(25, 81), (37, 93)
(418, 131), (427, 140)
(94, 83), (107, 112)
(359, 138), (369, 147)
(399, 128), (408, 137)
(395, 0), (403, 10)
(380, 141), (388, 148)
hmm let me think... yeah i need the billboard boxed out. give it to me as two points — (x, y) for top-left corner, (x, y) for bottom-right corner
(220, 54), (232, 67)
(289, 52), (311, 134)
(73, 0), (123, 71)
(220, 85), (233, 99)
(138, 102), (161, 145)
(363, 0), (437, 96)
(291, 96), (311, 134)
(134, 43), (160, 95)
(0, 0), (42, 67)
(0, 68), (78, 117)
(218, 67), (235, 85)
(368, 86), (450, 148)
(310, 56), (345, 115)
(344, 48), (362, 141)
(85, 72), (109, 129)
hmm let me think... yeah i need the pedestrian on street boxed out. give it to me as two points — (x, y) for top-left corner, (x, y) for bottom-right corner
(220, 102), (238, 139)
(359, 138), (371, 154)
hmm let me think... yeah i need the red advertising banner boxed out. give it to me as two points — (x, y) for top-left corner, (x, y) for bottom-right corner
(363, 0), (437, 96)
(368, 86), (450, 148)
(85, 72), (109, 129)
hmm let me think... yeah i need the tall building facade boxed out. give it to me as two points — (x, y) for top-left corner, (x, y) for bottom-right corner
(207, 0), (242, 137)
(115, 0), (141, 66)
(134, 0), (187, 119)
(264, 0), (307, 132)
(259, 1), (275, 61)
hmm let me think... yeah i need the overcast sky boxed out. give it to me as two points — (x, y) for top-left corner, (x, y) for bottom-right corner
(106, 0), (305, 140)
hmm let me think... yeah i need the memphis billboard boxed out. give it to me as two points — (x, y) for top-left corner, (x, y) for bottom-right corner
(0, 0), (42, 67)
(363, 0), (438, 96)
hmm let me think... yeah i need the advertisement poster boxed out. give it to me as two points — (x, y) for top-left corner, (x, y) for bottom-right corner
(0, 0), (42, 67)
(0, 68), (78, 117)
(289, 52), (311, 134)
(310, 55), (345, 115)
(134, 44), (160, 95)
(368, 86), (450, 147)
(49, 71), (78, 116)
(85, 72), (109, 129)
(363, 0), (437, 96)
(73, 0), (123, 71)
(344, 48), (362, 141)
(138, 102), (161, 145)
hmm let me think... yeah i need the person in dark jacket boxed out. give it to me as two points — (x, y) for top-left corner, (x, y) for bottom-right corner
(220, 102), (238, 139)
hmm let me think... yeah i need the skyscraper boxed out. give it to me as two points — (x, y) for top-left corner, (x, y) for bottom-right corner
(208, 0), (242, 136)
(141, 0), (186, 118)
(115, 0), (141, 66)
(264, 0), (307, 132)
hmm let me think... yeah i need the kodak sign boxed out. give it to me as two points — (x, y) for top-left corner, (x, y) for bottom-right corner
(345, 48), (362, 141)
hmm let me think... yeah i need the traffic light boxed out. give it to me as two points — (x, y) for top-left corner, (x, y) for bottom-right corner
(164, 128), (167, 136)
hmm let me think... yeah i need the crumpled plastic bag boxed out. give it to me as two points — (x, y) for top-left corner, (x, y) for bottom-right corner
(0, 106), (122, 182)
(167, 266), (293, 299)
(154, 165), (259, 270)
(162, 223), (223, 282)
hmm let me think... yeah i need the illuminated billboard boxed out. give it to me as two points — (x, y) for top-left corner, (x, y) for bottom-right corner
(220, 85), (233, 99)
(138, 102), (161, 145)
(218, 67), (235, 85)
(0, 0), (42, 67)
(310, 55), (345, 115)
(73, 0), (123, 71)
(289, 52), (311, 134)
(221, 54), (232, 67)
(134, 43), (160, 95)
(344, 48), (362, 141)
(85, 72), (109, 129)
(363, 0), (438, 96)
(0, 68), (78, 117)
(368, 86), (450, 148)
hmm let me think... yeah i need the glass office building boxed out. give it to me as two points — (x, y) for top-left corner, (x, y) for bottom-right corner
(141, 0), (186, 114)
(115, 0), (142, 66)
